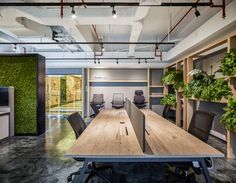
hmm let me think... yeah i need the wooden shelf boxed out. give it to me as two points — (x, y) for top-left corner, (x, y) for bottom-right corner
(189, 97), (228, 104)
(89, 80), (148, 83)
(149, 85), (164, 88)
(149, 94), (164, 98)
(177, 88), (183, 93)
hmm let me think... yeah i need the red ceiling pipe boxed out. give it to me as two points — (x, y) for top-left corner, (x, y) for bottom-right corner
(155, 0), (200, 59)
(80, 0), (103, 58)
(210, 0), (226, 18)
(159, 0), (200, 45)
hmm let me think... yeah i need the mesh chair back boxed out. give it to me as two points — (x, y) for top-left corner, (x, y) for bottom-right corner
(135, 90), (143, 95)
(188, 110), (215, 142)
(113, 93), (124, 105)
(134, 95), (145, 104)
(92, 94), (104, 105)
(67, 112), (87, 139)
(90, 103), (100, 116)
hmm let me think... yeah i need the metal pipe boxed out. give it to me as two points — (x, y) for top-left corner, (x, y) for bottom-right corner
(0, 41), (175, 45)
(157, 0), (200, 47)
(0, 2), (212, 7)
(210, 0), (226, 18)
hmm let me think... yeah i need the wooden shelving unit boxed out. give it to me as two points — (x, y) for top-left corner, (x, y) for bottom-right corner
(148, 68), (164, 112)
(165, 32), (236, 159)
(149, 85), (164, 88)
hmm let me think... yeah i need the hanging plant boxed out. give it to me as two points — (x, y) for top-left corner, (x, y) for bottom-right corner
(220, 97), (236, 131)
(161, 70), (184, 90)
(218, 49), (236, 76)
(160, 94), (176, 108)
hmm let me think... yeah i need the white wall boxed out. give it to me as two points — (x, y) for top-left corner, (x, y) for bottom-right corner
(90, 86), (148, 109)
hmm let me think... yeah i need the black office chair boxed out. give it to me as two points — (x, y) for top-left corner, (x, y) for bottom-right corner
(162, 105), (176, 122)
(170, 110), (215, 180)
(90, 102), (100, 118)
(67, 112), (112, 183)
(188, 110), (215, 143)
(111, 93), (125, 109)
(133, 90), (147, 109)
(92, 94), (105, 109)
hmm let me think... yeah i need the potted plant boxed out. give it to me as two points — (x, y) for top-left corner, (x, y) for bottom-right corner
(220, 97), (236, 158)
(220, 97), (236, 131)
(161, 70), (184, 91)
(160, 94), (176, 108)
(183, 69), (232, 102)
(218, 49), (236, 76)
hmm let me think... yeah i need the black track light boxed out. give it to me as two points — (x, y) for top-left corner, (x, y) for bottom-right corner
(101, 44), (105, 52)
(145, 59), (147, 63)
(13, 44), (17, 51)
(94, 59), (96, 64)
(116, 59), (119, 64)
(155, 44), (159, 50)
(71, 6), (76, 19)
(98, 59), (100, 64)
(194, 6), (200, 17)
(112, 6), (117, 18)
(138, 59), (141, 64)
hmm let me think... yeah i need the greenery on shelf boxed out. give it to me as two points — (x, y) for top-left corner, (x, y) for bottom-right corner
(160, 94), (176, 107)
(161, 70), (184, 90)
(218, 49), (236, 76)
(183, 69), (232, 102)
(220, 97), (236, 131)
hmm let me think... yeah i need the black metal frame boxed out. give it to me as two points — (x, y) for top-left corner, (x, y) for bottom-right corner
(70, 157), (212, 183)
(0, 2), (212, 7)
(0, 41), (175, 45)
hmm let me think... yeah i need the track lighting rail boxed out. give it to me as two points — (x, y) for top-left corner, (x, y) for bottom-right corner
(0, 41), (175, 45)
(47, 57), (155, 60)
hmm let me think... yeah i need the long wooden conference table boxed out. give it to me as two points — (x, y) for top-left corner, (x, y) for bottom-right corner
(65, 108), (224, 183)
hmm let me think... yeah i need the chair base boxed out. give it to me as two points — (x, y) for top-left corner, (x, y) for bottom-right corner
(112, 105), (124, 109)
(67, 162), (112, 183)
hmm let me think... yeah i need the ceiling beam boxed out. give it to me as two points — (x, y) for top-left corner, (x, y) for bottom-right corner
(0, 2), (212, 7)
(0, 41), (175, 45)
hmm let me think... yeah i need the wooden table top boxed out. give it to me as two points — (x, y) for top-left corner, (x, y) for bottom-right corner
(65, 109), (224, 159)
(142, 109), (224, 158)
(65, 109), (143, 157)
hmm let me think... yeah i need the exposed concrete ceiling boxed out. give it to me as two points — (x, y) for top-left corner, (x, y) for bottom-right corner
(0, 0), (235, 68)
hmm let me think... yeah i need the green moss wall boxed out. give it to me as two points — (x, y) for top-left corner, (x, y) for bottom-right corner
(0, 56), (37, 134)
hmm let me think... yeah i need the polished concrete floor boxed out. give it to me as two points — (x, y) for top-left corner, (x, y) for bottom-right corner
(0, 117), (235, 183)
(47, 101), (82, 117)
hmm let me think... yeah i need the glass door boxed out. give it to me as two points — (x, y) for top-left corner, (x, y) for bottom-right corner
(46, 75), (82, 117)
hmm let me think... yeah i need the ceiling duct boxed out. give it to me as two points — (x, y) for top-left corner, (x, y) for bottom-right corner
(16, 17), (53, 38)
(51, 26), (83, 52)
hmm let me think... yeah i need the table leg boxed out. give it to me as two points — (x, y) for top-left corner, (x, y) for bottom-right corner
(76, 159), (89, 183)
(199, 159), (212, 183)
